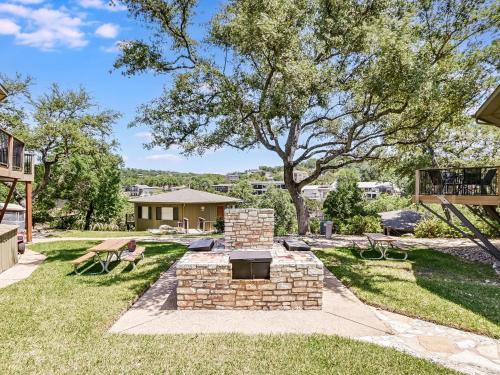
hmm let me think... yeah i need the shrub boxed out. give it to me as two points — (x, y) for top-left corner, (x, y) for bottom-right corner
(323, 169), (364, 221)
(309, 217), (320, 234)
(339, 215), (382, 235)
(414, 218), (461, 238)
(364, 194), (412, 215)
(214, 217), (225, 233)
(259, 186), (297, 235)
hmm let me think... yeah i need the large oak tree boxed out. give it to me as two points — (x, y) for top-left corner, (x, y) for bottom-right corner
(115, 0), (498, 233)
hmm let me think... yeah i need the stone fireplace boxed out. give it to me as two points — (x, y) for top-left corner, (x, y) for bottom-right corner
(176, 208), (324, 310)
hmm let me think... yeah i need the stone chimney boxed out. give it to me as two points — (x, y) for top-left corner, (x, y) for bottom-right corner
(224, 208), (274, 249)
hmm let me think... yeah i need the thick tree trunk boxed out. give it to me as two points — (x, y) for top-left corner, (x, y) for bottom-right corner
(283, 164), (309, 235)
(84, 202), (94, 231)
(32, 161), (54, 200)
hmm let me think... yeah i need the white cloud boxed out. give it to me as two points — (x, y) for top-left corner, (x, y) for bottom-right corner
(95, 23), (118, 38)
(0, 3), (87, 50)
(0, 18), (20, 35)
(78, 0), (126, 12)
(134, 131), (152, 140)
(145, 154), (182, 161)
(10, 0), (45, 4)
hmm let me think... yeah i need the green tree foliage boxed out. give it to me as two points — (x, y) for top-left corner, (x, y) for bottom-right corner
(0, 76), (124, 228)
(115, 0), (498, 234)
(258, 186), (297, 236)
(338, 215), (382, 235)
(0, 78), (120, 202)
(228, 178), (257, 207)
(323, 169), (364, 222)
(364, 194), (413, 215)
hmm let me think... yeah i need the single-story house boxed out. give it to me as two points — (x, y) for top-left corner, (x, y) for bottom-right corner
(129, 188), (241, 231)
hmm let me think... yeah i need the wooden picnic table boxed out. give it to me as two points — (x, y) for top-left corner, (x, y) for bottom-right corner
(361, 233), (409, 260)
(88, 239), (131, 273)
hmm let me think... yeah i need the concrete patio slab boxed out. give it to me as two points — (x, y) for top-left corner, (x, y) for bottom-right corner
(110, 264), (391, 337)
(0, 249), (46, 288)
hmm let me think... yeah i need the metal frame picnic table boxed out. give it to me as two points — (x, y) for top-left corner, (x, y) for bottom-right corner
(88, 239), (131, 273)
(360, 233), (408, 261)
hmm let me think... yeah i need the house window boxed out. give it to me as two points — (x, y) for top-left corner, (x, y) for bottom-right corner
(139, 206), (151, 219)
(156, 207), (179, 221)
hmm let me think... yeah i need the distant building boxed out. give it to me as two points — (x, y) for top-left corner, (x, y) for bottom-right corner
(293, 170), (308, 183)
(358, 181), (399, 200)
(301, 184), (335, 201)
(225, 173), (241, 182)
(124, 184), (160, 197)
(213, 184), (232, 194)
(213, 181), (287, 195)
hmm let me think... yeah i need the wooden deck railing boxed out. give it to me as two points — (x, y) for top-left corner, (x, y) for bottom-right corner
(0, 128), (34, 181)
(414, 166), (500, 205)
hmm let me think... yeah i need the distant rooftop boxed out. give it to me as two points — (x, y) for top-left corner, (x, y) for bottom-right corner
(129, 188), (242, 204)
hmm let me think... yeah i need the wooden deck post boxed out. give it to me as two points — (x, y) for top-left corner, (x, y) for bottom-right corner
(414, 170), (420, 203)
(7, 134), (13, 169)
(0, 178), (17, 222)
(25, 181), (32, 242)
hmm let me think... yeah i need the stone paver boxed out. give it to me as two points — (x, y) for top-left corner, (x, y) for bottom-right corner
(361, 310), (500, 375)
(0, 249), (46, 288)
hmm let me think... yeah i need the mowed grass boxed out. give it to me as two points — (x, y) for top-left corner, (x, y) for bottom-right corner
(48, 230), (223, 238)
(48, 230), (151, 238)
(317, 247), (500, 338)
(0, 241), (456, 374)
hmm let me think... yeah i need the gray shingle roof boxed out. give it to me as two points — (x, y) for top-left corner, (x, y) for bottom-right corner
(128, 188), (242, 204)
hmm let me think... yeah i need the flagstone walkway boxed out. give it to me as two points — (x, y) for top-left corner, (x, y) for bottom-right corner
(0, 249), (46, 288)
(110, 263), (500, 375)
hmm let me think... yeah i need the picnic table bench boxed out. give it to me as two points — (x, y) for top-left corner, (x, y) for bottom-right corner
(70, 239), (145, 275)
(121, 246), (145, 269)
(358, 233), (412, 261)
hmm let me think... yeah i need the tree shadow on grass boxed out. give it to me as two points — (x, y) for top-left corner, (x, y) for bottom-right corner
(32, 241), (187, 296)
(317, 247), (500, 336)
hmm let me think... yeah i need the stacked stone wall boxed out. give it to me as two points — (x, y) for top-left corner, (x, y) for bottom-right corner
(224, 208), (274, 249)
(177, 262), (323, 310)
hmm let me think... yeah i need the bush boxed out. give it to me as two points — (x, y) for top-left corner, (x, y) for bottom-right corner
(338, 215), (382, 235)
(214, 217), (224, 233)
(414, 218), (461, 238)
(364, 194), (412, 215)
(323, 169), (364, 221)
(309, 217), (320, 234)
(259, 186), (297, 236)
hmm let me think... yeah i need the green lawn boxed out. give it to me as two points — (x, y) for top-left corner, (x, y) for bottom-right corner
(317, 247), (500, 338)
(48, 230), (223, 238)
(48, 230), (151, 238)
(0, 241), (455, 374)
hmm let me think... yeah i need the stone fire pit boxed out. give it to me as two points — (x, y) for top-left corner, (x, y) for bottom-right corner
(176, 208), (324, 310)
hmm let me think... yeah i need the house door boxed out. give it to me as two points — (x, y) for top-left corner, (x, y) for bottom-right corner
(198, 217), (205, 231)
(216, 206), (224, 218)
(183, 218), (189, 230)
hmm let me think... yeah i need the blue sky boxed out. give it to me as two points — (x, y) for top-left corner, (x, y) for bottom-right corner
(0, 0), (282, 174)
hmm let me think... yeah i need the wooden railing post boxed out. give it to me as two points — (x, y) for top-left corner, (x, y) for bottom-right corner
(414, 170), (420, 203)
(497, 167), (500, 199)
(7, 134), (13, 169)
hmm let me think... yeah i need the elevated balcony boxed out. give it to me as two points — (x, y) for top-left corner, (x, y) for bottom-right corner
(414, 167), (500, 206)
(0, 129), (34, 182)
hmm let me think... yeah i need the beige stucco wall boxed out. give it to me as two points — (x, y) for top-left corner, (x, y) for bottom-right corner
(134, 203), (230, 231)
